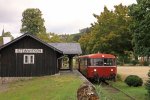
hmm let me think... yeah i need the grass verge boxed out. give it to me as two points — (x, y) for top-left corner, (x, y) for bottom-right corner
(95, 81), (147, 100)
(0, 74), (83, 100)
(112, 81), (147, 100)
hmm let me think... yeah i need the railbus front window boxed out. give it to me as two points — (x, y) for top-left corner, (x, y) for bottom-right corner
(90, 58), (116, 66)
(104, 58), (115, 66)
(90, 59), (103, 66)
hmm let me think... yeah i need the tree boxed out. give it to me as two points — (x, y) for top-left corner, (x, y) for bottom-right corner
(67, 32), (85, 42)
(37, 33), (64, 43)
(37, 33), (50, 42)
(20, 8), (46, 35)
(0, 31), (14, 45)
(0, 36), (3, 45)
(129, 0), (150, 60)
(2, 32), (14, 39)
(48, 33), (64, 42)
(79, 4), (133, 61)
(145, 70), (150, 99)
(78, 32), (94, 54)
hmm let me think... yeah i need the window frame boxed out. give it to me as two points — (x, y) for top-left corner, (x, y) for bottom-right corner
(23, 54), (35, 64)
(90, 58), (116, 66)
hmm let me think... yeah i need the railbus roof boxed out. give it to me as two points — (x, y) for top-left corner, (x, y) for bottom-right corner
(79, 53), (115, 58)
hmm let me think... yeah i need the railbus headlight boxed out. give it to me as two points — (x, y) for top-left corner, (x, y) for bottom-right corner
(94, 69), (97, 72)
(111, 69), (113, 71)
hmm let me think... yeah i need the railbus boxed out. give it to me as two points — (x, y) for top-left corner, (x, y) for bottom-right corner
(78, 53), (117, 81)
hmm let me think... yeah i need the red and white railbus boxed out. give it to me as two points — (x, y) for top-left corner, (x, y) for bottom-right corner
(78, 53), (117, 81)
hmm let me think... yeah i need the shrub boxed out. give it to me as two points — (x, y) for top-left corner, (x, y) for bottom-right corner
(143, 61), (149, 66)
(145, 70), (150, 98)
(131, 60), (138, 66)
(124, 75), (143, 87)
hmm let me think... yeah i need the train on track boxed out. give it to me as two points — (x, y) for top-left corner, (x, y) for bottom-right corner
(78, 53), (117, 81)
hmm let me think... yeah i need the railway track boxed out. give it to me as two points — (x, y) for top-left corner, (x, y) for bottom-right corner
(77, 71), (136, 100)
(97, 81), (136, 100)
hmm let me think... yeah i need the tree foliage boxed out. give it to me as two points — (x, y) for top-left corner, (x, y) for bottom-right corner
(129, 0), (150, 57)
(79, 32), (94, 54)
(0, 31), (14, 45)
(2, 32), (14, 39)
(79, 4), (132, 57)
(67, 32), (84, 42)
(20, 8), (46, 35)
(0, 36), (3, 45)
(145, 70), (150, 98)
(37, 33), (65, 43)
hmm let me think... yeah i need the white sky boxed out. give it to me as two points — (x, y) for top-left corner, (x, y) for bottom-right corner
(0, 0), (136, 37)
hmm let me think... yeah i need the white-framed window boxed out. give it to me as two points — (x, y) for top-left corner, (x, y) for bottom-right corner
(24, 54), (35, 64)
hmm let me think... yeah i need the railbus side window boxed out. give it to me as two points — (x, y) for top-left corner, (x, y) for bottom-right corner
(80, 58), (84, 66)
(87, 58), (91, 66)
(80, 58), (88, 67)
(84, 58), (88, 66)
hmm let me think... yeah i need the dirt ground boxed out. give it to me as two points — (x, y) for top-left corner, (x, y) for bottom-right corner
(117, 66), (150, 82)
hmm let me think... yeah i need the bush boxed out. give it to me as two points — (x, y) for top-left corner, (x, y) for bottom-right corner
(145, 70), (150, 98)
(131, 60), (138, 66)
(143, 61), (149, 66)
(124, 75), (143, 87)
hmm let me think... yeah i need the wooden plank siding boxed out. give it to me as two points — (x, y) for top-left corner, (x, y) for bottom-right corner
(0, 36), (62, 77)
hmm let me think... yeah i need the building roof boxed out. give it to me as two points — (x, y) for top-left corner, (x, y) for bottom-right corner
(0, 33), (62, 53)
(49, 43), (82, 55)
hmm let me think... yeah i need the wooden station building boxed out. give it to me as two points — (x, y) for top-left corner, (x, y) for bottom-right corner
(0, 33), (82, 77)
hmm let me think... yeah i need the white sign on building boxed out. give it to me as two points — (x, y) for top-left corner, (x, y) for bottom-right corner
(15, 49), (43, 53)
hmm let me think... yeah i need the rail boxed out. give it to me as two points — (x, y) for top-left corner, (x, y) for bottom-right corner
(100, 81), (136, 100)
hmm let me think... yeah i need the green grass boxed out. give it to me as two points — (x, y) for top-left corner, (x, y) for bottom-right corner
(95, 81), (147, 100)
(95, 85), (130, 100)
(0, 75), (83, 100)
(112, 81), (147, 100)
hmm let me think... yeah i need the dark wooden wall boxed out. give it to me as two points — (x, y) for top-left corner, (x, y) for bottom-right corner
(0, 36), (62, 77)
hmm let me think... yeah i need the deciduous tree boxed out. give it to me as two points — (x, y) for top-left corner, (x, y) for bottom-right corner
(2, 32), (14, 39)
(129, 0), (150, 60)
(79, 4), (132, 60)
(20, 8), (46, 35)
(37, 33), (64, 43)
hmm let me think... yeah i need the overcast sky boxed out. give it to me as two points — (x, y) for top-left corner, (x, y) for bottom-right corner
(0, 0), (136, 37)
